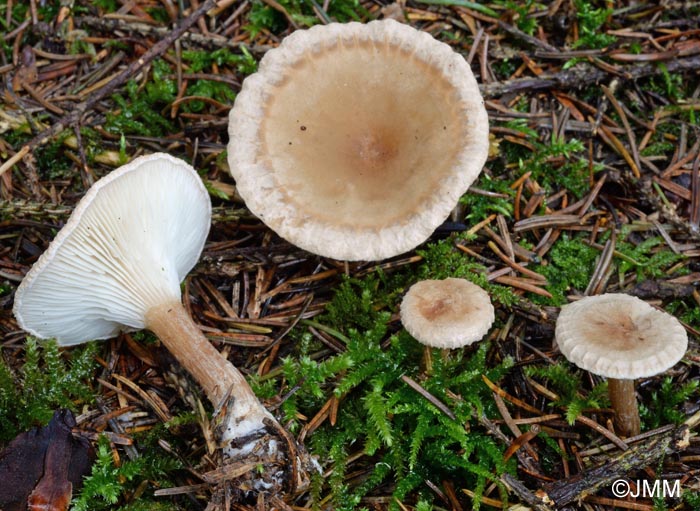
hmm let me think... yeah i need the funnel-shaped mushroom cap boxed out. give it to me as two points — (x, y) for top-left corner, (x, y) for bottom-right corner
(556, 294), (688, 379)
(400, 278), (494, 348)
(228, 19), (489, 261)
(13, 153), (211, 346)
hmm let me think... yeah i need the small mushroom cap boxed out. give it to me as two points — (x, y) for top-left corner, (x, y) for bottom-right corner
(228, 19), (489, 261)
(555, 293), (688, 379)
(400, 278), (495, 348)
(13, 153), (211, 346)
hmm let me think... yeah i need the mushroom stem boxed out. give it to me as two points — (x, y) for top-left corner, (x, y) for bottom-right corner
(608, 378), (641, 438)
(145, 301), (272, 441)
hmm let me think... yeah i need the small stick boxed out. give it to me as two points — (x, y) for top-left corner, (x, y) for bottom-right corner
(542, 424), (690, 507)
(0, 145), (30, 179)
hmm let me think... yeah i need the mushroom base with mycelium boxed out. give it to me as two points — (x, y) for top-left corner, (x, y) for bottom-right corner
(145, 301), (275, 454)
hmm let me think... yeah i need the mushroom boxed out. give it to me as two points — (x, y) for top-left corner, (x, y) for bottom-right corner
(12, 153), (285, 474)
(400, 278), (495, 349)
(227, 19), (489, 261)
(555, 293), (688, 437)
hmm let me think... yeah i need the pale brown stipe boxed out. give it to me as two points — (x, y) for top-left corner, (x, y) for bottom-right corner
(228, 19), (489, 261)
(400, 278), (495, 349)
(146, 301), (257, 408)
(556, 293), (688, 437)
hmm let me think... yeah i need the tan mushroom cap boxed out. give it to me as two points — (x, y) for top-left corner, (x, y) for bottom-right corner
(228, 19), (489, 261)
(555, 294), (688, 379)
(400, 278), (495, 348)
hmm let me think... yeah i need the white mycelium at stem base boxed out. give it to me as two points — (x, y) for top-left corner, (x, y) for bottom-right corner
(13, 153), (274, 452)
(228, 19), (489, 261)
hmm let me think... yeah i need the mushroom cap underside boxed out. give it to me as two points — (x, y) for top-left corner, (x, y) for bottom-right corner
(555, 293), (688, 379)
(228, 19), (489, 261)
(13, 153), (211, 346)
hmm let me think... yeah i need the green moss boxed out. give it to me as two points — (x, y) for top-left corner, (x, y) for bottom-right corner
(182, 47), (257, 75)
(0, 339), (98, 441)
(326, 0), (369, 22)
(34, 131), (75, 179)
(460, 173), (515, 222)
(640, 140), (675, 157)
(245, 0), (316, 37)
(684, 490), (700, 510)
(571, 0), (616, 49)
(70, 410), (197, 511)
(497, 0), (543, 35)
(666, 299), (700, 329)
(92, 0), (119, 11)
(184, 80), (237, 112)
(272, 242), (518, 509)
(244, 0), (367, 37)
(534, 234), (599, 305)
(614, 234), (685, 283)
(293, 334), (514, 509)
(106, 60), (177, 137)
(70, 432), (186, 511)
(639, 377), (699, 430)
(525, 361), (609, 425)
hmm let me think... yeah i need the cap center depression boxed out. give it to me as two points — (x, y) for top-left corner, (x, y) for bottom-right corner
(258, 40), (465, 225)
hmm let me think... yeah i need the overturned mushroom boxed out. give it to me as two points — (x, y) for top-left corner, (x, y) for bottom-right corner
(228, 19), (489, 261)
(400, 278), (494, 349)
(13, 153), (303, 490)
(555, 293), (688, 437)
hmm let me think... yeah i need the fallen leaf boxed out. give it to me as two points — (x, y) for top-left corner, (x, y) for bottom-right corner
(0, 410), (93, 511)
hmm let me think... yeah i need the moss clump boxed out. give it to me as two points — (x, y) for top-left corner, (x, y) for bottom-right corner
(105, 60), (177, 137)
(417, 239), (519, 306)
(0, 338), (98, 441)
(614, 234), (685, 283)
(265, 240), (517, 509)
(639, 377), (699, 430)
(524, 361), (609, 425)
(70, 431), (187, 511)
(534, 235), (599, 305)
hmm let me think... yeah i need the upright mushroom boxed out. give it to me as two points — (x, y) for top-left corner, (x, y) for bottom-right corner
(400, 278), (495, 349)
(13, 153), (291, 483)
(228, 19), (489, 261)
(555, 293), (688, 437)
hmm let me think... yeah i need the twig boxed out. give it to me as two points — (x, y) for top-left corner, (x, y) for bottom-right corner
(74, 15), (270, 53)
(481, 54), (700, 98)
(401, 375), (456, 420)
(497, 20), (559, 53)
(541, 425), (690, 507)
(0, 145), (30, 179)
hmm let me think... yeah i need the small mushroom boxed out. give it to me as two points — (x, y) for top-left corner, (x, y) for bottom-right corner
(400, 278), (495, 349)
(13, 154), (284, 472)
(228, 19), (489, 261)
(555, 293), (688, 437)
